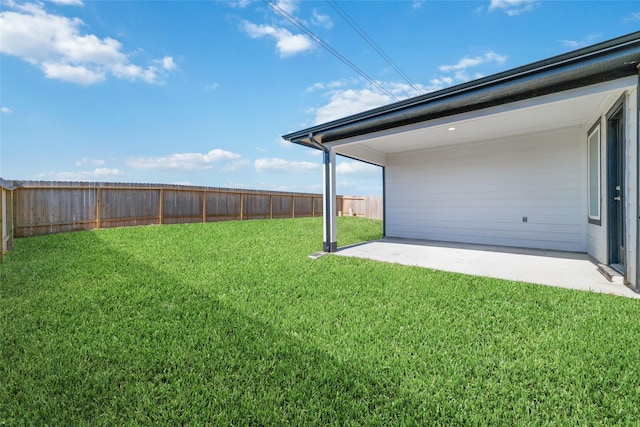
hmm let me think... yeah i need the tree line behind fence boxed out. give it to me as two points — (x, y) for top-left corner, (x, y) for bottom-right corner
(0, 180), (382, 254)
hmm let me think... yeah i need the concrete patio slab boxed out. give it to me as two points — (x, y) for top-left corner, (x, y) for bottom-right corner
(336, 238), (640, 299)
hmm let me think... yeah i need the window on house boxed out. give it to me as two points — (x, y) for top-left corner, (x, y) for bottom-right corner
(588, 122), (601, 224)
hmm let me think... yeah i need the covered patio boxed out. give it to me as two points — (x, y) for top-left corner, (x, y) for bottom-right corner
(336, 238), (640, 299)
(285, 32), (640, 292)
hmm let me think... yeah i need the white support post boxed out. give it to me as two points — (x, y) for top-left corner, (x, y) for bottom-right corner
(323, 146), (338, 252)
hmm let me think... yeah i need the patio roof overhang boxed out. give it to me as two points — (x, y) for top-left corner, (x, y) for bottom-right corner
(283, 32), (640, 166)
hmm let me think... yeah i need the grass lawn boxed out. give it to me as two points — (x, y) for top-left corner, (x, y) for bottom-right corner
(2, 216), (640, 425)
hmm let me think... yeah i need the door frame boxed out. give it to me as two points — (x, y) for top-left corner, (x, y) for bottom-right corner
(607, 97), (626, 272)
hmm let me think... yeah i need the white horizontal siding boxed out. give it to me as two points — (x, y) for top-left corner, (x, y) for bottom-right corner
(385, 127), (587, 252)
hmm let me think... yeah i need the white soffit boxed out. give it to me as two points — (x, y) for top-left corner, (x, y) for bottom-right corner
(332, 77), (637, 163)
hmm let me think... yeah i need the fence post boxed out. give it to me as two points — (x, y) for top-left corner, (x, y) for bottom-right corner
(240, 192), (244, 221)
(159, 189), (164, 224)
(292, 195), (295, 218)
(202, 190), (206, 223)
(96, 187), (101, 229)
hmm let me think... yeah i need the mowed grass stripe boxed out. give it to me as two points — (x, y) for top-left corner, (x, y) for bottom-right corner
(1, 217), (639, 425)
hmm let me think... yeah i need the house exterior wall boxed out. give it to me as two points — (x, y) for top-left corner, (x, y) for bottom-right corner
(385, 127), (587, 252)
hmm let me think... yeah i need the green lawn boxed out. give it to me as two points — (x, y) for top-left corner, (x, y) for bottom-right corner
(2, 217), (640, 425)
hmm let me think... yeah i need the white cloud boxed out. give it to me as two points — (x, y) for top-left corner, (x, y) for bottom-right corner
(411, 0), (426, 9)
(93, 167), (122, 176)
(431, 51), (508, 84)
(387, 81), (432, 97)
(34, 168), (124, 181)
(428, 76), (454, 88)
(127, 149), (242, 171)
(159, 56), (176, 71)
(41, 62), (105, 85)
(274, 0), (299, 16)
(204, 82), (219, 91)
(452, 70), (486, 82)
(306, 82), (326, 93)
(305, 79), (356, 93)
(47, 0), (84, 5)
(75, 157), (105, 167)
(220, 159), (250, 173)
(561, 40), (581, 50)
(241, 21), (313, 57)
(112, 56), (176, 82)
(624, 12), (640, 22)
(229, 0), (254, 8)
(439, 51), (508, 72)
(311, 80), (437, 125)
(488, 0), (538, 16)
(311, 9), (332, 28)
(313, 87), (391, 124)
(0, 2), (175, 85)
(1, 106), (13, 114)
(236, 0), (313, 58)
(255, 158), (320, 174)
(560, 34), (600, 49)
(224, 181), (302, 192)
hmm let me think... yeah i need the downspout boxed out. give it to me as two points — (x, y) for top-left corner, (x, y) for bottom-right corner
(307, 132), (326, 152)
(309, 133), (338, 252)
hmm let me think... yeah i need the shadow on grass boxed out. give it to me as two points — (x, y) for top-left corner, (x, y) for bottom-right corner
(1, 229), (420, 425)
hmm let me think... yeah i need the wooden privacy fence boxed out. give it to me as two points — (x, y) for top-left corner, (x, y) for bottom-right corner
(8, 181), (344, 238)
(0, 180), (383, 253)
(341, 196), (383, 220)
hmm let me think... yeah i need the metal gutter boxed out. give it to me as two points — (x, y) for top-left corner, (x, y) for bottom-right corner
(284, 31), (640, 148)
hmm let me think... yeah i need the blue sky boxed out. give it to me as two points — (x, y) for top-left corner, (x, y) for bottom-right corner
(1, 0), (639, 196)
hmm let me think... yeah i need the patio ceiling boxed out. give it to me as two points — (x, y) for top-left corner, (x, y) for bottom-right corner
(330, 77), (637, 166)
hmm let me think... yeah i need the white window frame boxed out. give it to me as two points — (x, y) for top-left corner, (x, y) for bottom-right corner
(588, 121), (601, 224)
